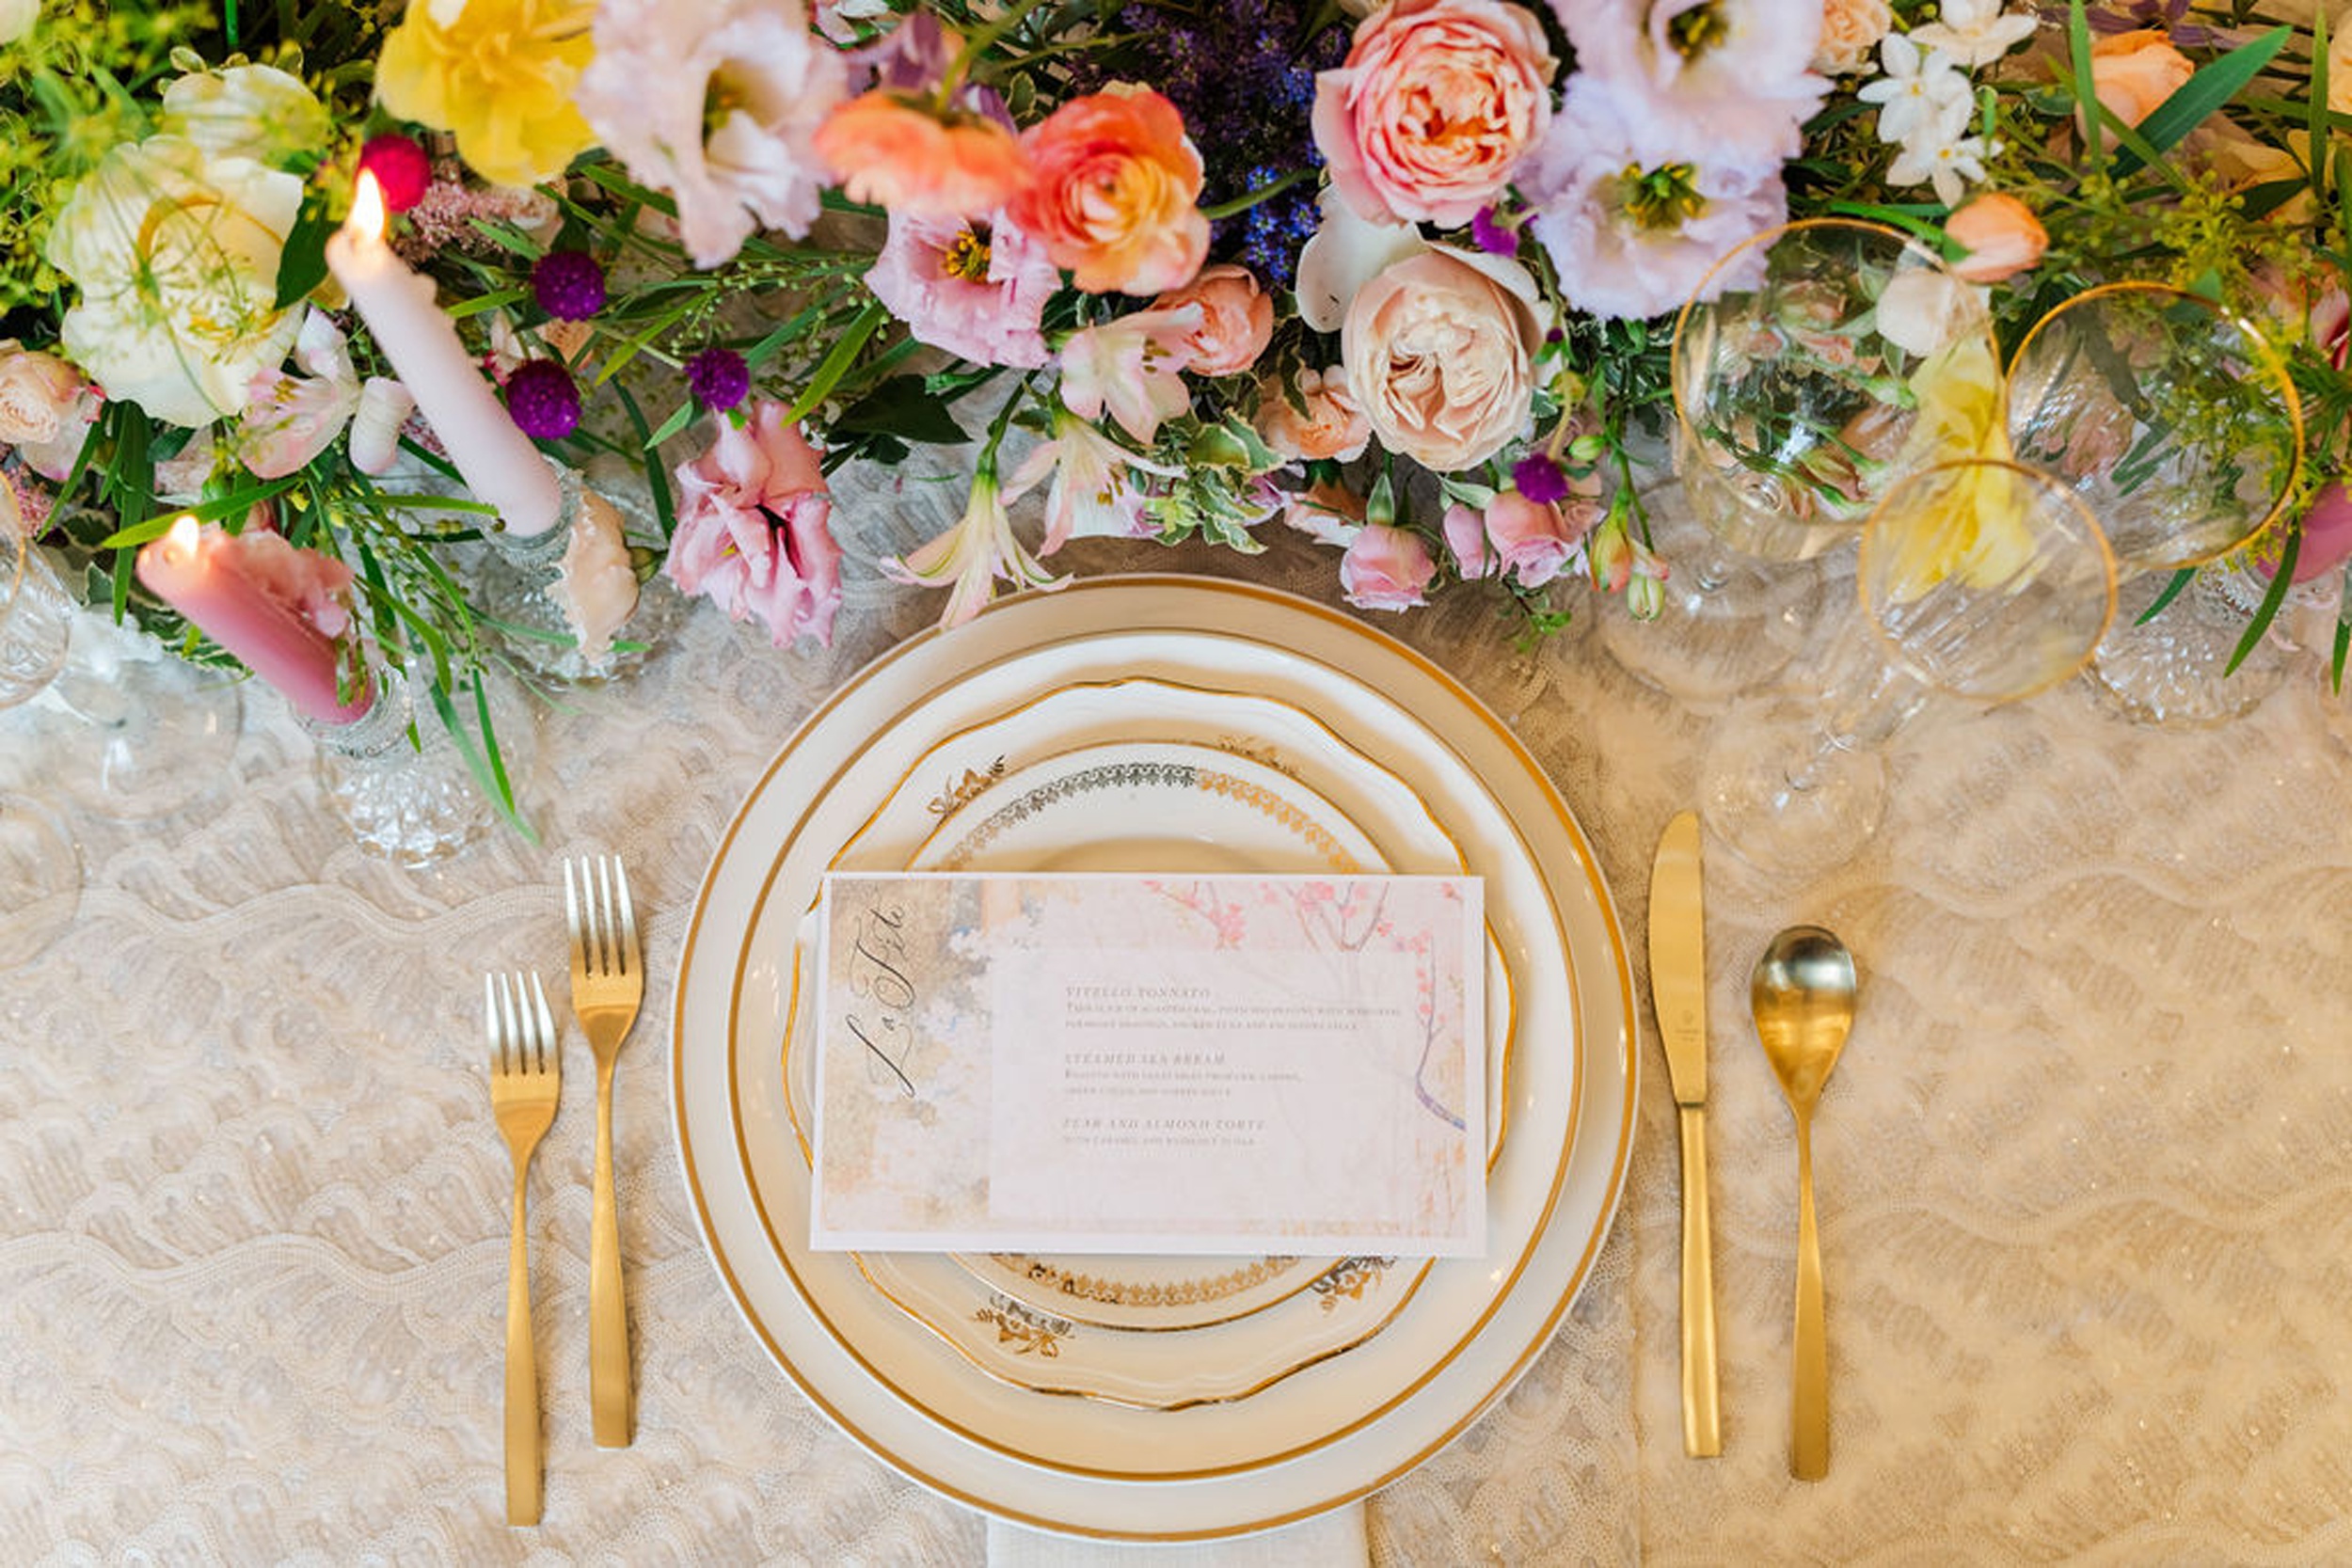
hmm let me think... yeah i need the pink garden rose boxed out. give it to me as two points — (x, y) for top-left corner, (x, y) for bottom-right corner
(0, 340), (99, 481)
(1313, 0), (1557, 228)
(1448, 484), (1605, 587)
(1152, 264), (1275, 378)
(1342, 248), (1544, 471)
(666, 400), (843, 646)
(866, 207), (1058, 368)
(1338, 522), (1438, 610)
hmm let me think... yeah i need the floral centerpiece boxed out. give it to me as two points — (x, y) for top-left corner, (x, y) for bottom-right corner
(0, 0), (2344, 796)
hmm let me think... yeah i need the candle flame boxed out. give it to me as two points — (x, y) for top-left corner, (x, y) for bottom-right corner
(348, 170), (387, 245)
(166, 515), (200, 557)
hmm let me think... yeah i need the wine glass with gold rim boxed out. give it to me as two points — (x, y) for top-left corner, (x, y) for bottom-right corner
(1702, 456), (2118, 878)
(1598, 217), (2002, 704)
(2005, 281), (2304, 725)
(0, 511), (82, 958)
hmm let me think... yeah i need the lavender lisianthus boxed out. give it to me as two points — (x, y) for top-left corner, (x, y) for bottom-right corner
(1519, 80), (1787, 322)
(578, 0), (847, 269)
(1553, 0), (1828, 163)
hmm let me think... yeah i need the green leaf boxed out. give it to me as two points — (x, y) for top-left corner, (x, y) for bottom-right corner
(274, 189), (334, 309)
(2136, 567), (2195, 625)
(2226, 530), (2296, 673)
(612, 383), (677, 539)
(2068, 0), (2106, 179)
(783, 303), (887, 425)
(832, 374), (969, 445)
(1825, 200), (1967, 258)
(642, 397), (699, 450)
(2112, 26), (2290, 177)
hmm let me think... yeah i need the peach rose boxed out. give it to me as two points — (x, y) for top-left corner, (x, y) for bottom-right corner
(1257, 365), (1372, 462)
(1312, 0), (1556, 228)
(813, 92), (1032, 219)
(0, 341), (91, 449)
(2089, 31), (2193, 130)
(1153, 264), (1275, 378)
(1342, 248), (1543, 472)
(1009, 85), (1208, 295)
(1944, 193), (2047, 282)
(1817, 0), (1895, 73)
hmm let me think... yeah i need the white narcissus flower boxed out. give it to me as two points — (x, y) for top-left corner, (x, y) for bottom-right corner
(1888, 126), (1993, 205)
(1857, 35), (1974, 148)
(48, 135), (304, 429)
(160, 63), (331, 166)
(1907, 0), (2038, 69)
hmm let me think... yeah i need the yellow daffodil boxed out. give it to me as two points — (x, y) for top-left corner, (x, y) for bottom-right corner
(376, 0), (597, 189)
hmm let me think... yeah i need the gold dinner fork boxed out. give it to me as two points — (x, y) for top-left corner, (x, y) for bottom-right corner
(565, 855), (644, 1448)
(487, 970), (560, 1527)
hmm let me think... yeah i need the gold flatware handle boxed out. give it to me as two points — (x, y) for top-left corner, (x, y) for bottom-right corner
(1790, 1113), (1829, 1481)
(505, 1164), (542, 1525)
(1677, 1104), (1722, 1458)
(590, 1059), (633, 1447)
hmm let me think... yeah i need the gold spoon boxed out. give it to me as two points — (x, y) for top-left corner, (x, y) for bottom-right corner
(1752, 925), (1858, 1481)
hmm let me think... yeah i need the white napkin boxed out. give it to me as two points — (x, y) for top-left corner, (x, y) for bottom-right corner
(986, 1501), (1368, 1566)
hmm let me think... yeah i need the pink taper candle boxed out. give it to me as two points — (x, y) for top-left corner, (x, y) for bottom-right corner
(136, 516), (372, 724)
(324, 172), (564, 535)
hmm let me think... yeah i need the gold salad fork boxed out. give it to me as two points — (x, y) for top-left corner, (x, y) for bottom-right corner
(565, 856), (644, 1448)
(487, 971), (560, 1526)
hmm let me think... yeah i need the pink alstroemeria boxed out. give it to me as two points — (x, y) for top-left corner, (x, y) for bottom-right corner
(882, 466), (1062, 626)
(866, 207), (1059, 369)
(1009, 408), (1183, 555)
(1057, 304), (1203, 444)
(666, 400), (844, 647)
(234, 309), (360, 480)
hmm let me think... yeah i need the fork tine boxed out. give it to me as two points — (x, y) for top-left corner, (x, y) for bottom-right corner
(613, 859), (639, 978)
(497, 972), (521, 1069)
(564, 860), (586, 974)
(529, 972), (556, 1073)
(485, 973), (502, 1069)
(595, 856), (618, 975)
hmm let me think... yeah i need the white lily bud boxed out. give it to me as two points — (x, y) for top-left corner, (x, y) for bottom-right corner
(348, 376), (416, 475)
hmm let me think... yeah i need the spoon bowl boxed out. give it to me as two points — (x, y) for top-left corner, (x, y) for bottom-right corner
(1751, 925), (1858, 1481)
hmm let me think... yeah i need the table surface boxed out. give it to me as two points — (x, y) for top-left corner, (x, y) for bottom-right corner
(8, 469), (2352, 1565)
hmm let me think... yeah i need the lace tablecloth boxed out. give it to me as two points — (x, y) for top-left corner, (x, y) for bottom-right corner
(7, 475), (2351, 1564)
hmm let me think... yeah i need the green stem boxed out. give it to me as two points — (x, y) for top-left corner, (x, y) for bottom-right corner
(939, 0), (1057, 103)
(1201, 169), (1314, 221)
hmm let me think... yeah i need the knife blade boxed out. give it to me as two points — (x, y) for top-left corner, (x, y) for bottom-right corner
(1650, 810), (1722, 1458)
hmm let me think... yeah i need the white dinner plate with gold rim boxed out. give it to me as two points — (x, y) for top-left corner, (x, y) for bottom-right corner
(673, 577), (1634, 1540)
(785, 678), (1521, 1337)
(736, 640), (1567, 1480)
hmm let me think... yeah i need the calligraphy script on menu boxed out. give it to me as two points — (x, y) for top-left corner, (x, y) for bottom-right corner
(808, 872), (1487, 1258)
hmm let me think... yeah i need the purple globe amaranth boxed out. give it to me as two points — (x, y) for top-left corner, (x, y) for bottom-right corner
(686, 347), (752, 412)
(505, 359), (581, 440)
(532, 249), (607, 322)
(1511, 452), (1570, 504)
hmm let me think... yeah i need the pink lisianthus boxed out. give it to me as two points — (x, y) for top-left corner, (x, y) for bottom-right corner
(866, 208), (1058, 368)
(1058, 304), (1204, 444)
(1313, 0), (1558, 227)
(1009, 409), (1184, 555)
(1152, 264), (1276, 378)
(666, 400), (843, 647)
(1339, 522), (1438, 610)
(580, 0), (847, 268)
(1553, 0), (1827, 164)
(234, 309), (360, 480)
(2283, 482), (2352, 583)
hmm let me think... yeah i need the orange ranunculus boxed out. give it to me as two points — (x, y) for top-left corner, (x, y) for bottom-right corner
(811, 91), (1032, 219)
(2088, 30), (2192, 130)
(1009, 85), (1208, 296)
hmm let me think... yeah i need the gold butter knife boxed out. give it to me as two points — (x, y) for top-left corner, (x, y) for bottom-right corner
(1650, 811), (1721, 1458)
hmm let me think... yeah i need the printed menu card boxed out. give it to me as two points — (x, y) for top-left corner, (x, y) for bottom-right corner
(810, 872), (1486, 1257)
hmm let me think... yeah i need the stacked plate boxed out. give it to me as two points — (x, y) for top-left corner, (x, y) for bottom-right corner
(673, 576), (1636, 1540)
